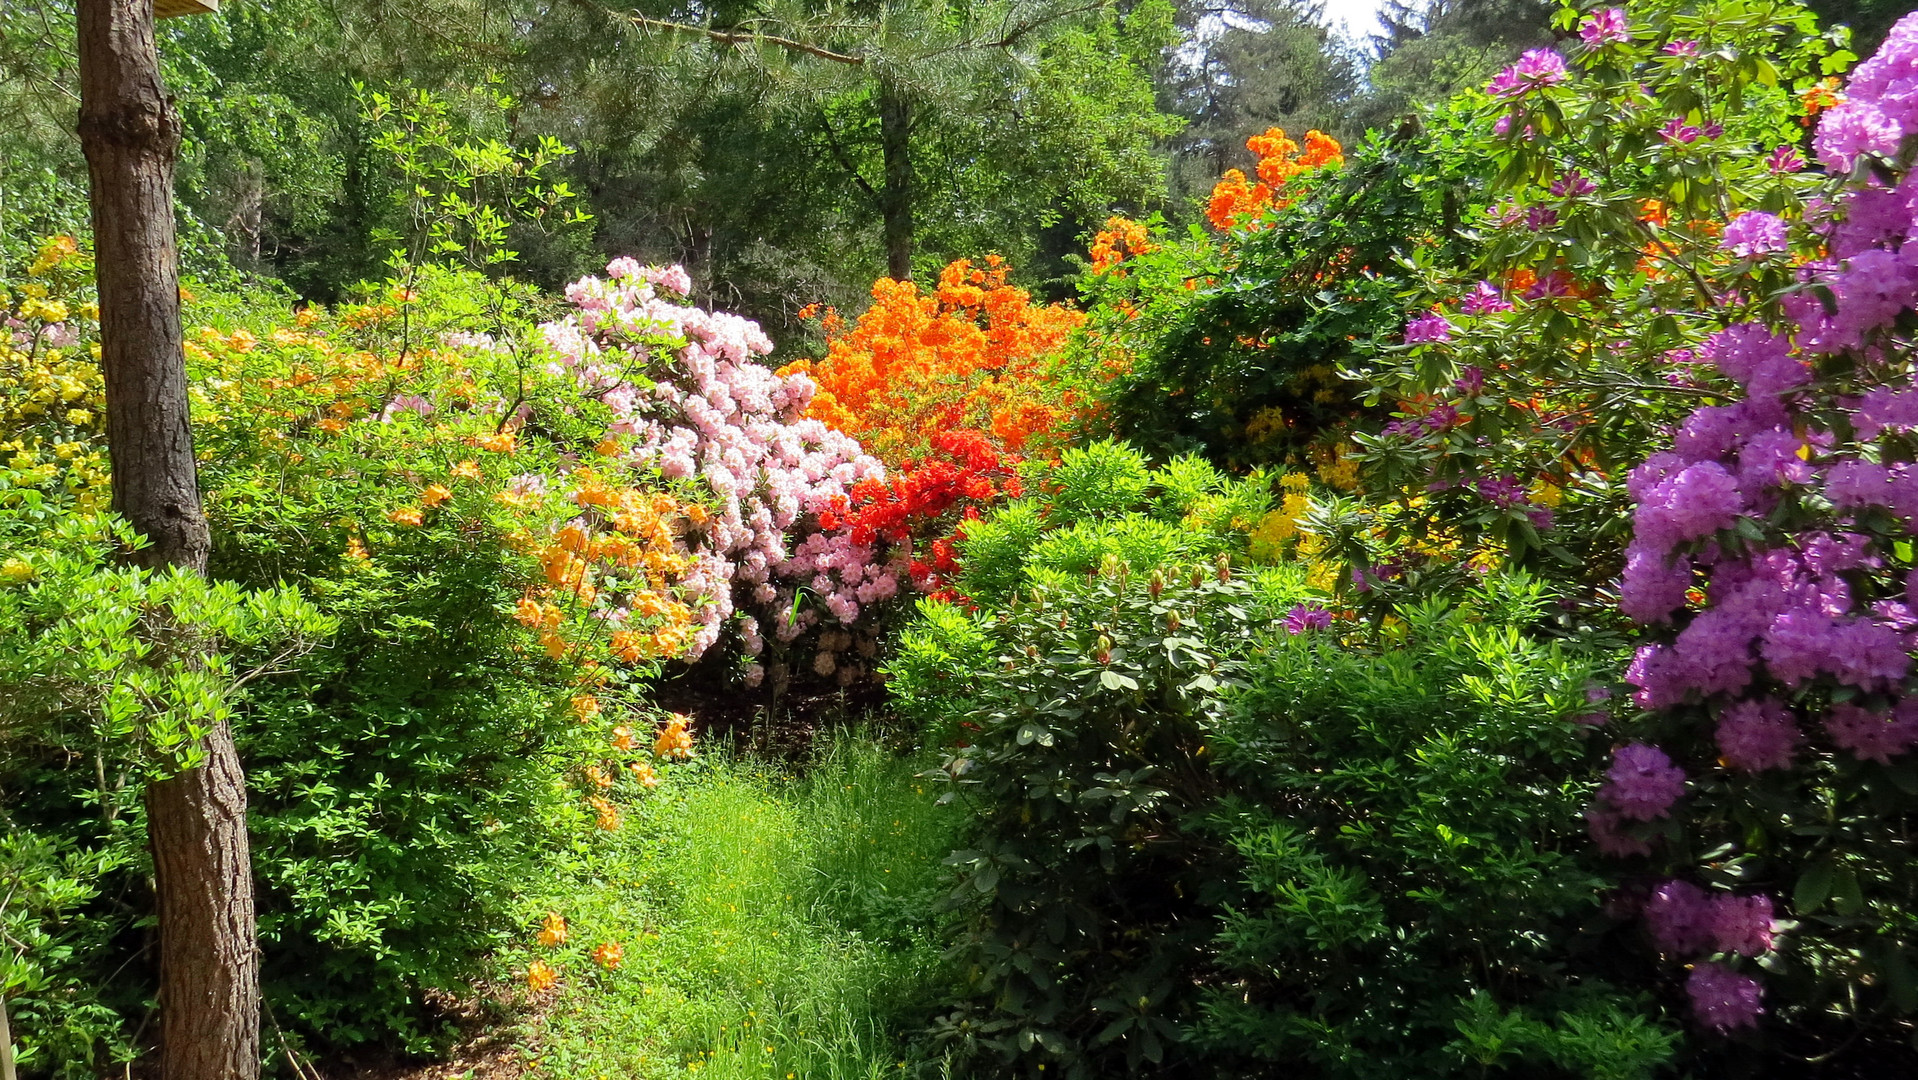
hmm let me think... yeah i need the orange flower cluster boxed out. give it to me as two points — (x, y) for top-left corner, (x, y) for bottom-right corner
(1206, 128), (1344, 231)
(779, 257), (1087, 461)
(654, 713), (694, 759)
(1089, 216), (1156, 274)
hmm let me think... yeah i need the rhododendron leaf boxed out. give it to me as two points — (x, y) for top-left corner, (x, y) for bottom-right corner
(1099, 670), (1137, 691)
(1871, 940), (1918, 1012)
(1831, 869), (1865, 917)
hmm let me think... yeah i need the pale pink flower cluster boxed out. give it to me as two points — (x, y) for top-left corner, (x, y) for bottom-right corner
(536, 258), (901, 659)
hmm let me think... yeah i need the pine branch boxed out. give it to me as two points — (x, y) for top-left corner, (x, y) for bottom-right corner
(626, 13), (868, 65)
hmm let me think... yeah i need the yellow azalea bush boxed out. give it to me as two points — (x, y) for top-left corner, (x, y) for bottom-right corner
(0, 236), (108, 513)
(1, 246), (729, 1052)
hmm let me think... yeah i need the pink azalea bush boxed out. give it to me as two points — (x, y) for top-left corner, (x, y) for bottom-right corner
(541, 259), (906, 680)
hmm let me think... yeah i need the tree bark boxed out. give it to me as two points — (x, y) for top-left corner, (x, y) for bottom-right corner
(877, 77), (914, 282)
(143, 721), (260, 1080)
(78, 0), (209, 575)
(76, 3), (260, 1078)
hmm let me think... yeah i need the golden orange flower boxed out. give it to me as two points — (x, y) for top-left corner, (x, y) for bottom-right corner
(420, 483), (453, 508)
(344, 537), (370, 561)
(538, 912), (569, 947)
(515, 597), (544, 627)
(526, 960), (558, 991)
(478, 431), (517, 453)
(611, 725), (638, 752)
(387, 506), (424, 527)
(588, 795), (621, 830)
(585, 764), (613, 791)
(654, 714), (695, 760)
(451, 459), (482, 481)
(571, 694), (601, 722)
(629, 761), (660, 788)
(316, 417), (348, 434)
(591, 941), (624, 970)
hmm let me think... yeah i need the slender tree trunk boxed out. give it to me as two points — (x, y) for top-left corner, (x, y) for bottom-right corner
(76, 3), (260, 1078)
(877, 77), (914, 282)
(77, 0), (208, 574)
(143, 721), (259, 1080)
(1, 991), (16, 1080)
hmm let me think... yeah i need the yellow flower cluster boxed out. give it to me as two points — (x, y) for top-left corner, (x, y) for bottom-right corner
(1, 237), (109, 511)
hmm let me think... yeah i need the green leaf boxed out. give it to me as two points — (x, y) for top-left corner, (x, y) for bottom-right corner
(1793, 860), (1833, 914)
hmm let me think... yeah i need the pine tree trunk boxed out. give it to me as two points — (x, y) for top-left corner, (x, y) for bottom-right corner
(143, 722), (260, 1080)
(76, 0), (208, 575)
(877, 78), (914, 282)
(76, 3), (260, 1078)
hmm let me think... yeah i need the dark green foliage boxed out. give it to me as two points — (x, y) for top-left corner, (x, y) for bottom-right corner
(1196, 577), (1678, 1078)
(1083, 111), (1491, 469)
(922, 560), (1305, 1077)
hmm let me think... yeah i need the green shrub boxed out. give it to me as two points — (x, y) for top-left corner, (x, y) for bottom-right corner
(1196, 576), (1678, 1078)
(896, 449), (1678, 1076)
(916, 557), (1311, 1077)
(948, 441), (1274, 610)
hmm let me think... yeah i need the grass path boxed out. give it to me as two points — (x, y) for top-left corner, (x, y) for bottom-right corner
(469, 737), (964, 1080)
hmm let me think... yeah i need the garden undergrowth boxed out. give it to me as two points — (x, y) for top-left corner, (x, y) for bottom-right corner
(496, 733), (965, 1079)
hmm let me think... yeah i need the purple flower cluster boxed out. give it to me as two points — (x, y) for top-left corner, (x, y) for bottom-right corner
(1721, 212), (1788, 258)
(1714, 697), (1802, 771)
(1403, 312), (1453, 343)
(1284, 605), (1333, 634)
(1488, 49), (1569, 99)
(1550, 170), (1597, 198)
(1460, 281), (1512, 315)
(1597, 742), (1686, 820)
(1601, 22), (1918, 1032)
(1644, 880), (1775, 957)
(1578, 7), (1630, 47)
(1813, 13), (1918, 171)
(1688, 963), (1765, 1032)
(1382, 405), (1460, 439)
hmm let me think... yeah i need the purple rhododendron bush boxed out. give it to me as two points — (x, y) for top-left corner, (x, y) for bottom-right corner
(1599, 13), (1918, 1039)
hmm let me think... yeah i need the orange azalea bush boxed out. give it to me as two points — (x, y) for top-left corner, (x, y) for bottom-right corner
(1205, 127), (1345, 231)
(779, 256), (1087, 462)
(1088, 216), (1156, 275)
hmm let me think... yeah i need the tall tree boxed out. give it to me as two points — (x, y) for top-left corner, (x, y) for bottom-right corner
(1345, 0), (1554, 133)
(591, 0), (1177, 283)
(1160, 0), (1357, 213)
(75, 1), (258, 1077)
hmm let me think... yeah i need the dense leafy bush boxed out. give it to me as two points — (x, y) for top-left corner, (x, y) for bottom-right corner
(1344, 0), (1850, 599)
(902, 543), (1675, 1075)
(1197, 577), (1675, 1078)
(1071, 122), (1477, 472)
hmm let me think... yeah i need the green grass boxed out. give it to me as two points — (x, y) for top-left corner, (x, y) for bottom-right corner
(498, 734), (965, 1079)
